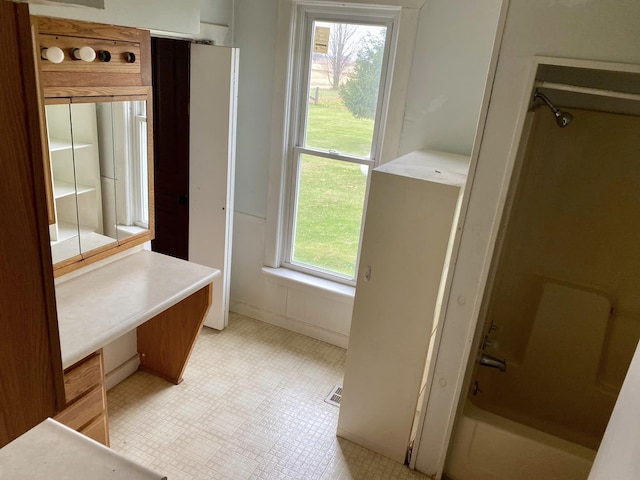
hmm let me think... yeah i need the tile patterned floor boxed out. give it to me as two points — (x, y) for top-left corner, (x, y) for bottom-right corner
(108, 313), (429, 480)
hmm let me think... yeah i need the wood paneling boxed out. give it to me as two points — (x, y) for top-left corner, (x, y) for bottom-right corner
(39, 35), (141, 77)
(55, 387), (104, 431)
(34, 16), (151, 88)
(63, 353), (102, 404)
(0, 0), (64, 446)
(36, 16), (144, 43)
(81, 414), (109, 445)
(56, 350), (109, 446)
(137, 285), (212, 384)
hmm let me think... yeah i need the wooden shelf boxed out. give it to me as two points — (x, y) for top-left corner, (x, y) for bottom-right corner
(53, 179), (95, 199)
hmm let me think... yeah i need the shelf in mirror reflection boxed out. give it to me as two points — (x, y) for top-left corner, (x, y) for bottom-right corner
(48, 137), (92, 152)
(55, 221), (81, 242)
(53, 179), (95, 199)
(50, 222), (117, 264)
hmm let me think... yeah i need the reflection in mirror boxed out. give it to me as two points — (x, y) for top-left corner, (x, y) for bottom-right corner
(45, 103), (81, 264)
(111, 101), (150, 241)
(46, 99), (150, 266)
(69, 102), (118, 256)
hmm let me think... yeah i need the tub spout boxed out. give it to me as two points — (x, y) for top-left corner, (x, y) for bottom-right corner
(479, 353), (507, 372)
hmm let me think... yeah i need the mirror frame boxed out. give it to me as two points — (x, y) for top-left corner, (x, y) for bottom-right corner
(42, 86), (155, 277)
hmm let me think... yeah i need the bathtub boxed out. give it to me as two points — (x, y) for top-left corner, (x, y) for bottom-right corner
(445, 403), (596, 480)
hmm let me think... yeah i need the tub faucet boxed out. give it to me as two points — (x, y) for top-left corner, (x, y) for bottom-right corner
(479, 353), (507, 372)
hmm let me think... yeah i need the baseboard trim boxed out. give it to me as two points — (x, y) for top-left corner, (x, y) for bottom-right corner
(105, 354), (140, 391)
(230, 300), (349, 349)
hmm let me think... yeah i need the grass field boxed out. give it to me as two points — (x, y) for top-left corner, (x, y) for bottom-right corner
(292, 89), (374, 277)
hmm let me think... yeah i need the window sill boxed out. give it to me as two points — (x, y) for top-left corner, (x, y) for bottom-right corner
(262, 267), (355, 301)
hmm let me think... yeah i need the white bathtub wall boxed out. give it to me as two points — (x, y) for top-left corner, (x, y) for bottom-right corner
(230, 212), (353, 348)
(445, 404), (595, 480)
(486, 109), (640, 384)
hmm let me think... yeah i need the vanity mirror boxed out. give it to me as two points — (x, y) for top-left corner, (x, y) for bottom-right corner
(45, 97), (151, 267)
(32, 15), (154, 274)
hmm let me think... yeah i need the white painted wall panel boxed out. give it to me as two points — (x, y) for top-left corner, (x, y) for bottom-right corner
(233, 0), (279, 218)
(285, 289), (353, 337)
(199, 0), (233, 26)
(29, 0), (200, 35)
(230, 213), (288, 314)
(399, 0), (502, 156)
(230, 212), (352, 348)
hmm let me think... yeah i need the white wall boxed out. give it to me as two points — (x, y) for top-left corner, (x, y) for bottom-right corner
(229, 0), (502, 346)
(30, 0), (201, 35)
(233, 0), (279, 219)
(200, 0), (233, 26)
(28, 0), (105, 7)
(400, 0), (503, 156)
(199, 0), (234, 45)
(418, 0), (640, 476)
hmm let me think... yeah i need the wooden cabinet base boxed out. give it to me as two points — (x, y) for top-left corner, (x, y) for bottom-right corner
(81, 414), (109, 446)
(55, 350), (109, 446)
(137, 284), (212, 384)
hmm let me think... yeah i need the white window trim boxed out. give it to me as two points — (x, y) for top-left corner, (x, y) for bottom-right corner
(133, 105), (149, 229)
(264, 0), (423, 275)
(283, 6), (397, 284)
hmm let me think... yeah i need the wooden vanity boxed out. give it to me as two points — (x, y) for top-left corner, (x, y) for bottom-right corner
(0, 3), (218, 449)
(53, 250), (219, 445)
(33, 17), (218, 446)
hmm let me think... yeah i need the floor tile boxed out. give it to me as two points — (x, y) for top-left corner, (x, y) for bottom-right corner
(108, 313), (429, 479)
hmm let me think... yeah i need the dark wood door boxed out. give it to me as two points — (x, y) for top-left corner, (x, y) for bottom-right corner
(151, 37), (190, 260)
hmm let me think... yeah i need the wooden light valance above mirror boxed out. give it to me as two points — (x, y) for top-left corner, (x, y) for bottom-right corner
(32, 16), (154, 276)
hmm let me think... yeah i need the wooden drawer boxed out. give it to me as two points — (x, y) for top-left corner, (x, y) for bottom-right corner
(80, 414), (109, 446)
(55, 386), (105, 432)
(63, 352), (103, 404)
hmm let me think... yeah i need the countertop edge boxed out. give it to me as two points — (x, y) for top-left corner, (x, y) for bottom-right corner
(58, 251), (220, 369)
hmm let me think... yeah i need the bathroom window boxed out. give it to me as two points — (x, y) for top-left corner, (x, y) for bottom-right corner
(133, 101), (149, 228)
(280, 5), (398, 284)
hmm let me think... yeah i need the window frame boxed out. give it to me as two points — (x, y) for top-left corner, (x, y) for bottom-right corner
(132, 101), (149, 229)
(264, 0), (424, 284)
(281, 4), (401, 284)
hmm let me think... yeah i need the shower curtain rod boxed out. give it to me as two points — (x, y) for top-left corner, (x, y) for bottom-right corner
(536, 81), (640, 103)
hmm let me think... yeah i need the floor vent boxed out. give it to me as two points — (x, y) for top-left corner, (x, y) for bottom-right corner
(325, 385), (343, 407)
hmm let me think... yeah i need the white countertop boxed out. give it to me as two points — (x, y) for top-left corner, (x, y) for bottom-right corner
(0, 418), (165, 479)
(56, 250), (220, 369)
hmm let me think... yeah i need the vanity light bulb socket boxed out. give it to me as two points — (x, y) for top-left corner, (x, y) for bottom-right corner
(72, 46), (96, 62)
(98, 50), (112, 63)
(41, 46), (65, 64)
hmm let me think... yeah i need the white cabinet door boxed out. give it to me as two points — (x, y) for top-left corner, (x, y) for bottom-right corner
(189, 43), (239, 330)
(337, 150), (467, 463)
